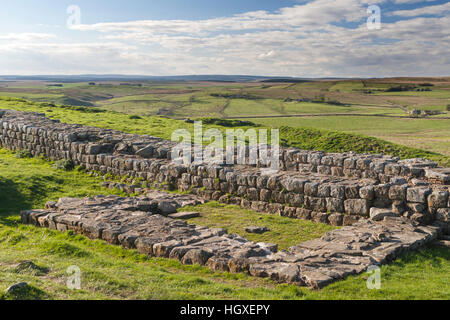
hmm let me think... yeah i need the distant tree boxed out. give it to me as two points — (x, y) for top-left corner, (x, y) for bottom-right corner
(446, 104), (450, 111)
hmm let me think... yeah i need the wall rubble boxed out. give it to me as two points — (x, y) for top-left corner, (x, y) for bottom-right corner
(21, 194), (442, 288)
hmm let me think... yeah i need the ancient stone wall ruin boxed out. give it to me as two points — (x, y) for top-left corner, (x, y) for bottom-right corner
(20, 194), (442, 288)
(1, 109), (449, 233)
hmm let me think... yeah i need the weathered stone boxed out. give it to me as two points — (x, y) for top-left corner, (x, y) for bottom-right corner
(407, 202), (426, 214)
(345, 185), (360, 199)
(359, 186), (374, 200)
(326, 198), (344, 213)
(389, 200), (405, 215)
(328, 213), (343, 226)
(370, 208), (396, 221)
(310, 211), (328, 224)
(407, 187), (432, 203)
(343, 215), (360, 226)
(296, 208), (312, 220)
(428, 191), (448, 211)
(435, 208), (450, 222)
(205, 256), (230, 272)
(168, 212), (200, 219)
(181, 249), (213, 266)
(411, 213), (428, 224)
(389, 185), (407, 201)
(245, 226), (270, 234)
(318, 185), (330, 197)
(330, 185), (345, 199)
(425, 168), (450, 184)
(304, 182), (319, 196)
(228, 258), (250, 274)
(344, 199), (370, 216)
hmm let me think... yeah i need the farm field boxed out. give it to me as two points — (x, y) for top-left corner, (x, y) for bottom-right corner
(0, 76), (448, 162)
(1, 78), (449, 118)
(249, 115), (450, 157)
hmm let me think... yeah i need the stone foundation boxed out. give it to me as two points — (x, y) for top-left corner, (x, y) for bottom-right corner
(1, 109), (447, 231)
(21, 193), (442, 288)
(3, 109), (448, 288)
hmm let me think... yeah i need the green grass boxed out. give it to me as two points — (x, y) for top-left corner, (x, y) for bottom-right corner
(373, 89), (450, 99)
(183, 202), (335, 250)
(224, 99), (363, 116)
(0, 149), (125, 216)
(0, 92), (64, 101)
(1, 220), (448, 300)
(0, 148), (449, 300)
(329, 81), (365, 93)
(250, 116), (450, 163)
(278, 125), (445, 160)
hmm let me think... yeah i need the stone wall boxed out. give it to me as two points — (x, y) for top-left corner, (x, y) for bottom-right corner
(1, 109), (449, 232)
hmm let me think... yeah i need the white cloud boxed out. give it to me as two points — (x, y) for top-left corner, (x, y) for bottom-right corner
(391, 2), (450, 16)
(258, 50), (276, 59)
(392, 0), (436, 4)
(0, 33), (56, 41)
(73, 0), (381, 35)
(0, 0), (448, 77)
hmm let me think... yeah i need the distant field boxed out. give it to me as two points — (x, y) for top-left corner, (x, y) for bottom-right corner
(0, 77), (448, 158)
(0, 78), (448, 118)
(372, 90), (450, 99)
(249, 116), (450, 157)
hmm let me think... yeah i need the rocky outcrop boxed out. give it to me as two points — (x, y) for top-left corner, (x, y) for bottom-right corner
(21, 193), (442, 288)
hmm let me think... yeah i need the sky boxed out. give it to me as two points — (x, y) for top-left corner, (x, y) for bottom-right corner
(0, 0), (449, 77)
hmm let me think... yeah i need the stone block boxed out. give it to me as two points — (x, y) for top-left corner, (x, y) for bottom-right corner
(388, 184), (407, 201)
(344, 199), (370, 216)
(406, 187), (432, 203)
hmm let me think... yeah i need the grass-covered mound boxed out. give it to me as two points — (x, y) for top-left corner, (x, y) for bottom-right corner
(280, 126), (449, 166)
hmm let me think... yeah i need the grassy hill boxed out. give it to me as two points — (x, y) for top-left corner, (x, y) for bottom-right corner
(1, 97), (449, 166)
(0, 77), (448, 158)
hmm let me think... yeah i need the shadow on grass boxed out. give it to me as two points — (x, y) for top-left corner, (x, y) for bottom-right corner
(0, 176), (31, 222)
(394, 247), (450, 269)
(0, 284), (49, 300)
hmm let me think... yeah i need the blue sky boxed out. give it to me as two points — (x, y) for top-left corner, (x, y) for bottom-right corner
(0, 0), (449, 77)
